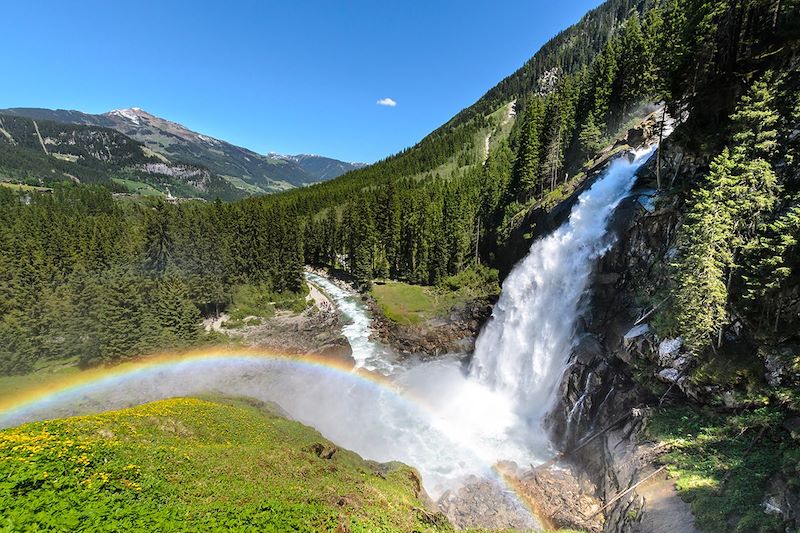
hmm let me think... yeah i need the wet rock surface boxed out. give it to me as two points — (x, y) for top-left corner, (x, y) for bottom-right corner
(437, 475), (538, 531)
(541, 137), (708, 532)
(215, 303), (353, 364)
(517, 463), (605, 532)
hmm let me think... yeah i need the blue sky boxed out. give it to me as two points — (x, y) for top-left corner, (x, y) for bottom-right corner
(5, 1), (601, 163)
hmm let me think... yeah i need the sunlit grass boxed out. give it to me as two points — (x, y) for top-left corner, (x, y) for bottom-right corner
(0, 396), (453, 531)
(647, 406), (795, 532)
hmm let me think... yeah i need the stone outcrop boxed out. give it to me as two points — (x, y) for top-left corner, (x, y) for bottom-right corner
(437, 474), (539, 531)
(370, 296), (493, 359)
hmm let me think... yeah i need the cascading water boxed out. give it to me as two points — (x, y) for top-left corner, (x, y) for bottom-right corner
(304, 271), (397, 374)
(4, 147), (656, 530)
(470, 146), (656, 425)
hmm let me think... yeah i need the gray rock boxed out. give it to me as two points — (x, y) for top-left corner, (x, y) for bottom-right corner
(623, 323), (650, 340)
(672, 355), (692, 371)
(764, 351), (799, 387)
(657, 368), (680, 383)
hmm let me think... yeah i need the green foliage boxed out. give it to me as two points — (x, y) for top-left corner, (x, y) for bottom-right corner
(510, 99), (544, 201)
(673, 149), (738, 349)
(371, 282), (447, 325)
(372, 265), (498, 325)
(578, 113), (603, 158)
(742, 201), (800, 331)
(438, 264), (499, 294)
(0, 397), (452, 532)
(673, 72), (784, 351)
(0, 188), (305, 373)
(647, 406), (795, 532)
(227, 283), (309, 322)
(730, 72), (780, 159)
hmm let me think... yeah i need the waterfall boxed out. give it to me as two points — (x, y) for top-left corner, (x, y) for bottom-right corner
(470, 147), (656, 422)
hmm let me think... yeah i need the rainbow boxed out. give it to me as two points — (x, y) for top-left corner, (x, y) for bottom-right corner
(0, 346), (548, 527)
(0, 347), (398, 423)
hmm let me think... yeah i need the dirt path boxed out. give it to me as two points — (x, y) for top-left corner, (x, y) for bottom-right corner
(632, 470), (700, 533)
(306, 280), (334, 312)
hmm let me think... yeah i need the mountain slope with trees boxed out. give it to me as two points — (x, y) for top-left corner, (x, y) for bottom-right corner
(2, 0), (797, 375)
(0, 114), (248, 200)
(1, 0), (800, 530)
(0, 107), (363, 193)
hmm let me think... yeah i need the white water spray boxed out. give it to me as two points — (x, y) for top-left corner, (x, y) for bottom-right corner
(470, 146), (656, 423)
(4, 148), (656, 530)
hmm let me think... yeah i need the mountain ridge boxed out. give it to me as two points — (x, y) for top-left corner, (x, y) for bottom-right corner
(0, 106), (363, 193)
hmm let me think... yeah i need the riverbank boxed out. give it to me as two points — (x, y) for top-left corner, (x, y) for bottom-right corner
(202, 274), (352, 363)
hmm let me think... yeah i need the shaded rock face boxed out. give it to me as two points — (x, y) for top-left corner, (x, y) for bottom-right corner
(763, 344), (800, 387)
(763, 473), (800, 528)
(545, 143), (690, 450)
(517, 463), (605, 532)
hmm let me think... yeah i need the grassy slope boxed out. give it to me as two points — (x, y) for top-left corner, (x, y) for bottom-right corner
(111, 177), (165, 197)
(371, 282), (456, 325)
(0, 397), (452, 532)
(0, 182), (52, 192)
(646, 406), (799, 533)
(371, 267), (500, 325)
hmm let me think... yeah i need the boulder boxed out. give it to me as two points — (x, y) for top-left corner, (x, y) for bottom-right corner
(657, 337), (683, 366)
(657, 368), (680, 384)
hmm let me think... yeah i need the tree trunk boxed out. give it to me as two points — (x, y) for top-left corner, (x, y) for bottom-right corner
(657, 106), (666, 189)
(474, 217), (480, 265)
(772, 0), (781, 30)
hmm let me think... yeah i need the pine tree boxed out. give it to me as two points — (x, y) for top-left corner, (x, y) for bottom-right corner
(591, 39), (619, 126)
(742, 201), (800, 330)
(578, 113), (603, 158)
(153, 275), (201, 344)
(509, 100), (544, 200)
(142, 201), (173, 275)
(730, 71), (780, 160)
(674, 150), (737, 349)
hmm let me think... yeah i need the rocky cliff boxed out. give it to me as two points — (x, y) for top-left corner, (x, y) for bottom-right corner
(533, 132), (800, 531)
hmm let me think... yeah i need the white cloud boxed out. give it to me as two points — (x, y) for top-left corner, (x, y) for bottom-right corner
(376, 97), (397, 107)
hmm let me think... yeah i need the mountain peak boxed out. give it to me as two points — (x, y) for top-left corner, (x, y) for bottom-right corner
(105, 107), (152, 125)
(0, 106), (366, 191)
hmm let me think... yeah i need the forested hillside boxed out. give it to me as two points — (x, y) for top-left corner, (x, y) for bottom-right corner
(0, 114), (246, 200)
(260, 0), (800, 288)
(1, 0), (798, 375)
(0, 107), (365, 193)
(0, 187), (302, 373)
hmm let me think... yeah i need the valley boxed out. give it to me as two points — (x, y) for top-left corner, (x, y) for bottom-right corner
(2, 0), (800, 531)
(0, 107), (364, 199)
